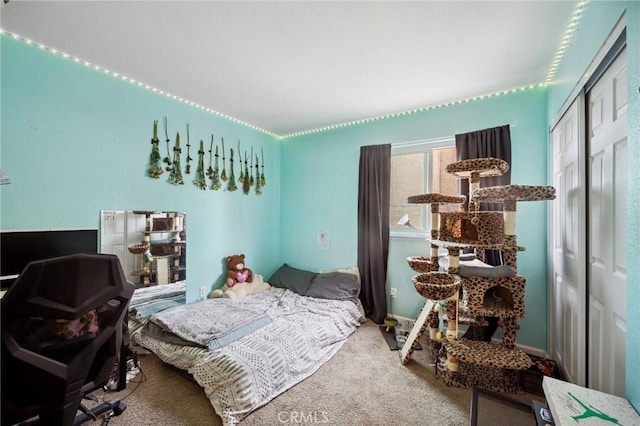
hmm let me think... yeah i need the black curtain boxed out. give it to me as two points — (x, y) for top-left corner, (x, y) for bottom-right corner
(456, 124), (512, 266)
(357, 144), (391, 324)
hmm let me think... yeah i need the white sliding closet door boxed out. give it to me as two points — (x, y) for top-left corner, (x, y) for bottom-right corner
(551, 97), (587, 386)
(587, 47), (627, 397)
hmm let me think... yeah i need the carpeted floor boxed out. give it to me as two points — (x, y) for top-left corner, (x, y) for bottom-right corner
(94, 320), (542, 425)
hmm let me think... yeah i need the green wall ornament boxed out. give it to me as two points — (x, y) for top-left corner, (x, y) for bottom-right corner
(255, 154), (262, 195)
(185, 123), (193, 175)
(227, 147), (237, 192)
(238, 140), (245, 184)
(162, 116), (173, 172)
(220, 138), (228, 182)
(260, 147), (266, 187)
(146, 119), (163, 178)
(167, 132), (184, 185)
(249, 146), (255, 187)
(193, 140), (207, 190)
(242, 150), (250, 195)
(210, 142), (221, 190)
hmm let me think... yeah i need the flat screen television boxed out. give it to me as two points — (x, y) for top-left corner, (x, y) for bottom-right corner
(0, 229), (99, 289)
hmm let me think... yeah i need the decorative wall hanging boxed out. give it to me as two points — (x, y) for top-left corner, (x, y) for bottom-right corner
(167, 132), (184, 185)
(221, 138), (228, 182)
(249, 146), (255, 187)
(144, 118), (265, 195)
(147, 119), (163, 178)
(193, 140), (207, 190)
(207, 136), (214, 179)
(255, 154), (262, 195)
(185, 123), (193, 175)
(242, 150), (250, 195)
(208, 136), (221, 190)
(260, 147), (266, 187)
(227, 148), (238, 192)
(238, 140), (245, 185)
(162, 117), (173, 172)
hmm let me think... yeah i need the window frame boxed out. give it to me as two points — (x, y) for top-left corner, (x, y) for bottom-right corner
(390, 136), (455, 240)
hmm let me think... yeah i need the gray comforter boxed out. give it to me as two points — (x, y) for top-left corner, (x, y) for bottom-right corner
(149, 298), (272, 351)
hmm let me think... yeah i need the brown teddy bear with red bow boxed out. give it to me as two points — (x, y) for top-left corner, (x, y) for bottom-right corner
(226, 253), (253, 287)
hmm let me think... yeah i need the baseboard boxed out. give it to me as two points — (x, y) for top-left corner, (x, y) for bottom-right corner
(388, 312), (549, 359)
(513, 342), (548, 359)
(387, 313), (414, 324)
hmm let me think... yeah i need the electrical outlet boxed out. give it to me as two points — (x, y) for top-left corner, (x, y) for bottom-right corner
(199, 286), (207, 299)
(317, 229), (331, 250)
(390, 287), (398, 298)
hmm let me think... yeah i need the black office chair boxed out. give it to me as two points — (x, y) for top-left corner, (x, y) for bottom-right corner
(1, 253), (135, 425)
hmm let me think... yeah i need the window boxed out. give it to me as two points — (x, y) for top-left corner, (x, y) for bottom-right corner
(390, 138), (458, 237)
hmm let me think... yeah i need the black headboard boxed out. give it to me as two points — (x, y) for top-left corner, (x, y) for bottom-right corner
(0, 229), (98, 289)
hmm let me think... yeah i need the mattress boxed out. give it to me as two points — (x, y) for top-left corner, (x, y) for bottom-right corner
(132, 286), (365, 425)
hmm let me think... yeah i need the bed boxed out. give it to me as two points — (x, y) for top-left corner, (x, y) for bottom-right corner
(127, 266), (365, 425)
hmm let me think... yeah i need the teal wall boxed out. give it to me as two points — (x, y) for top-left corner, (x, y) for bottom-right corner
(545, 0), (639, 410)
(281, 88), (551, 350)
(0, 36), (282, 302)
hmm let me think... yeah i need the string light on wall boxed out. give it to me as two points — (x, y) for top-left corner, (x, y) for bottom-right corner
(0, 28), (280, 139)
(545, 0), (588, 84)
(280, 83), (545, 139)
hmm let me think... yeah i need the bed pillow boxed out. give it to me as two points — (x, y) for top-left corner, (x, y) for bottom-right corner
(305, 272), (359, 301)
(268, 263), (317, 295)
(319, 265), (361, 295)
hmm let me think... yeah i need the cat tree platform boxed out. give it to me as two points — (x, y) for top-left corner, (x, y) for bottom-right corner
(412, 272), (460, 300)
(438, 339), (532, 393)
(445, 158), (509, 179)
(407, 193), (467, 205)
(442, 339), (532, 370)
(472, 184), (556, 203)
(406, 256), (439, 273)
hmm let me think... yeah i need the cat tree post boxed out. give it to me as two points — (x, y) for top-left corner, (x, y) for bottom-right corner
(469, 171), (481, 211)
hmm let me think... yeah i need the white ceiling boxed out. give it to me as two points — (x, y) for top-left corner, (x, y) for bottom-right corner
(1, 1), (579, 137)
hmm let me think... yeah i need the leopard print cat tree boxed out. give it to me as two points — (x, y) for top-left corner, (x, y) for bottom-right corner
(399, 157), (555, 394)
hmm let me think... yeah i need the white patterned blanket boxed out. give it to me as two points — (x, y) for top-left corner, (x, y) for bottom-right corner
(134, 287), (365, 425)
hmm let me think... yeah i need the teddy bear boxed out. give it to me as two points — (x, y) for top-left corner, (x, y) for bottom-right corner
(225, 253), (253, 287)
(211, 254), (270, 301)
